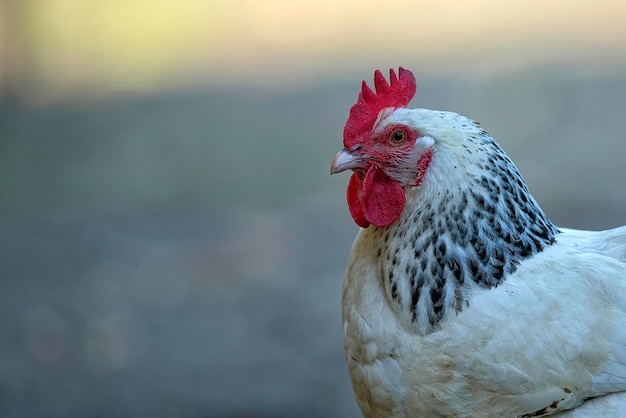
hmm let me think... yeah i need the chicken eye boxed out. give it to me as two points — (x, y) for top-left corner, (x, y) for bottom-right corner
(391, 131), (407, 144)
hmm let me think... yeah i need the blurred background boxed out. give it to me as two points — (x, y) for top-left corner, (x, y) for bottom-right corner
(1, 0), (625, 416)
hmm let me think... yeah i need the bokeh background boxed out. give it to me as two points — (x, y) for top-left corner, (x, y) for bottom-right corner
(1, 1), (626, 417)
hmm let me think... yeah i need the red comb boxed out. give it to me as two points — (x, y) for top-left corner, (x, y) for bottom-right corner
(343, 67), (416, 148)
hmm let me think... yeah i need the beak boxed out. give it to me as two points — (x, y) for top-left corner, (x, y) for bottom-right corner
(330, 148), (369, 175)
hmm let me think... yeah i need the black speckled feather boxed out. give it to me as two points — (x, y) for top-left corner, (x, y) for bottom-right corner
(377, 133), (558, 334)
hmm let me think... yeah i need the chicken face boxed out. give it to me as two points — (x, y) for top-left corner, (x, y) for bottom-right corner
(331, 68), (433, 228)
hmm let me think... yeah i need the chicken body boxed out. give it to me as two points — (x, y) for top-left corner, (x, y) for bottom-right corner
(344, 220), (626, 417)
(333, 71), (626, 417)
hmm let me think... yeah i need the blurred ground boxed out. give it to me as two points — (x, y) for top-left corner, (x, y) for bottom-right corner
(0, 65), (625, 417)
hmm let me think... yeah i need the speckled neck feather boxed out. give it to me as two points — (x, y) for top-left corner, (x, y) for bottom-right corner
(372, 132), (559, 335)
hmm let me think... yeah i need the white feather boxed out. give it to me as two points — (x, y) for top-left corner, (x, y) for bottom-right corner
(344, 226), (626, 417)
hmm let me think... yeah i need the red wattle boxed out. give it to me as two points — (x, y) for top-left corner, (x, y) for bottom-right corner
(361, 167), (406, 227)
(347, 174), (370, 228)
(346, 167), (406, 228)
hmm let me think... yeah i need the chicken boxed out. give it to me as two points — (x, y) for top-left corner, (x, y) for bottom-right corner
(330, 67), (626, 417)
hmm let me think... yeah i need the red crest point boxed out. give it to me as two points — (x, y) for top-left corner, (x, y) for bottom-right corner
(343, 67), (416, 148)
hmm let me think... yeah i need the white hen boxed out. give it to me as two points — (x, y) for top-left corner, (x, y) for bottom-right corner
(331, 67), (626, 417)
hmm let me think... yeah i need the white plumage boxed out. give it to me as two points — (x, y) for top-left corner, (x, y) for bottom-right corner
(332, 68), (626, 417)
(343, 225), (626, 417)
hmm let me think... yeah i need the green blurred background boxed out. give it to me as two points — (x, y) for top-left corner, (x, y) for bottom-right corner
(1, 1), (625, 416)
